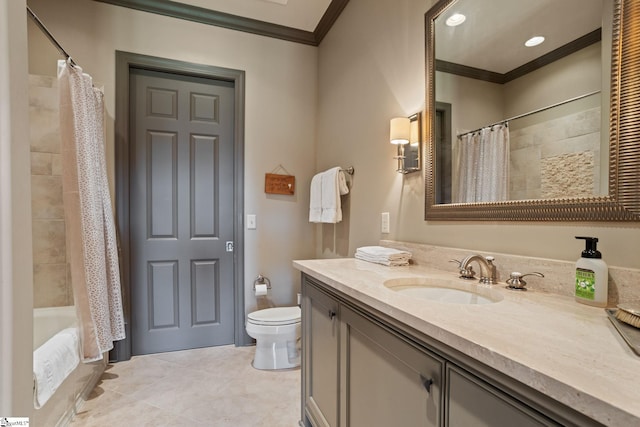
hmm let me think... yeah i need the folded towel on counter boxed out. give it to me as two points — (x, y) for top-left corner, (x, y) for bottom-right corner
(33, 327), (80, 409)
(309, 167), (350, 224)
(355, 246), (412, 266)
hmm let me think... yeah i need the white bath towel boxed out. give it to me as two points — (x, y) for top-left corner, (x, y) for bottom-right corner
(33, 327), (80, 409)
(309, 173), (323, 223)
(355, 246), (412, 266)
(321, 167), (343, 223)
(309, 167), (350, 224)
(338, 169), (350, 196)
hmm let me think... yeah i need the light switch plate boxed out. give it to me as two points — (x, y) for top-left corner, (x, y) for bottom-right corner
(247, 214), (257, 230)
(381, 212), (390, 233)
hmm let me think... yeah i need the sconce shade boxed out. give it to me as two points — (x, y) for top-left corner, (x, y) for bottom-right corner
(390, 117), (410, 145)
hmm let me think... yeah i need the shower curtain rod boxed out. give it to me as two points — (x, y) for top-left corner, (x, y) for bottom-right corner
(27, 6), (77, 67)
(457, 90), (601, 138)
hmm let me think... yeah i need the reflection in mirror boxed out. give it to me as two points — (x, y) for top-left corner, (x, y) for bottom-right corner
(435, 102), (451, 203)
(404, 113), (421, 174)
(425, 0), (640, 221)
(435, 0), (610, 203)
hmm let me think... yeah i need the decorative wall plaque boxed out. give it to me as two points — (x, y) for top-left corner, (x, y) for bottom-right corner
(265, 173), (295, 195)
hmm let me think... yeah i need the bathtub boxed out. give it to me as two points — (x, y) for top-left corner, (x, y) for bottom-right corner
(33, 306), (105, 427)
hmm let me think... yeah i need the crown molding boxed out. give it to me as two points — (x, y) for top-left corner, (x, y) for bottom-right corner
(436, 28), (602, 84)
(95, 0), (349, 46)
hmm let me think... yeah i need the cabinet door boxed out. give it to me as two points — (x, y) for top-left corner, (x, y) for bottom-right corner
(303, 279), (341, 427)
(446, 365), (560, 427)
(341, 306), (443, 427)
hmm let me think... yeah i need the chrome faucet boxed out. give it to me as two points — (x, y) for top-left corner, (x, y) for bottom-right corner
(460, 254), (498, 285)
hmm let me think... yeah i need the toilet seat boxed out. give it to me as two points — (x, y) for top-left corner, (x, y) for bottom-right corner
(247, 306), (301, 326)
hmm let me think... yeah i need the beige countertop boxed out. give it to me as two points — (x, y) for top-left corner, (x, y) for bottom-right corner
(293, 258), (640, 426)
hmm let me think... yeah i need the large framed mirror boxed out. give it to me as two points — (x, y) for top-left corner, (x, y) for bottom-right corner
(425, 0), (640, 221)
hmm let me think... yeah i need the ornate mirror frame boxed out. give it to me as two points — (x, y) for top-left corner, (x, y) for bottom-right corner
(425, 0), (640, 221)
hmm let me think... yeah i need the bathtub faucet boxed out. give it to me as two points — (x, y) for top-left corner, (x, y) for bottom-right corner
(460, 254), (497, 285)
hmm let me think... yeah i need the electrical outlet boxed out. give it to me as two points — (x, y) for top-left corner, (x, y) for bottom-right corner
(381, 212), (390, 233)
(247, 214), (257, 230)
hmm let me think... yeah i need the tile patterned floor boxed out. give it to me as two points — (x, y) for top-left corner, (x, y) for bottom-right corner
(69, 345), (301, 426)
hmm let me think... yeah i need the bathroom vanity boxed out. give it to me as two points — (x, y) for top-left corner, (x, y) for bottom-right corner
(295, 258), (640, 427)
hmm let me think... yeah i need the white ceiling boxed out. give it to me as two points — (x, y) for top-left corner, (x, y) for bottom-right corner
(103, 0), (608, 63)
(435, 0), (606, 74)
(175, 0), (332, 32)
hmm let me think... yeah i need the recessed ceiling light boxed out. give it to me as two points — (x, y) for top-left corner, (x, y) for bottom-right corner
(525, 36), (545, 47)
(446, 13), (466, 27)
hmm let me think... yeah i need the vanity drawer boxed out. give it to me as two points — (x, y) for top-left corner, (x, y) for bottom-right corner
(445, 365), (560, 427)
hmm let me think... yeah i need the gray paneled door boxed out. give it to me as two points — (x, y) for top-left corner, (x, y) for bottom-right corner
(130, 68), (235, 355)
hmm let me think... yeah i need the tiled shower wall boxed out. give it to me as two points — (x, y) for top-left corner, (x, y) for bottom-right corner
(30, 75), (73, 308)
(509, 107), (601, 200)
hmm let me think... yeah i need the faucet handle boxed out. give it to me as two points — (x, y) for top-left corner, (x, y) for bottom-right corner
(506, 272), (544, 290)
(450, 259), (476, 280)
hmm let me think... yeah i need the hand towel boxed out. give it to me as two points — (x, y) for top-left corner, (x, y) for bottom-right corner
(338, 169), (349, 195)
(33, 327), (80, 409)
(309, 172), (323, 223)
(321, 167), (343, 223)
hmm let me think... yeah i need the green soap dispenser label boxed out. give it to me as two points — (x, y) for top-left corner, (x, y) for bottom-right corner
(576, 268), (596, 300)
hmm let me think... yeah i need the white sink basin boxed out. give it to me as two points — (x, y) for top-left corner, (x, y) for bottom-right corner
(384, 278), (503, 305)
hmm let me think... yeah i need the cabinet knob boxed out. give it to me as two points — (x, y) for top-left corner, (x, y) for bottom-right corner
(328, 310), (336, 319)
(420, 374), (433, 394)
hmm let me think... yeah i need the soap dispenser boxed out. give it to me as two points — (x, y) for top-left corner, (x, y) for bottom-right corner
(574, 236), (608, 307)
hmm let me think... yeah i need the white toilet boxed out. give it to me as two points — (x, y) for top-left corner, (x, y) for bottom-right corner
(246, 306), (301, 370)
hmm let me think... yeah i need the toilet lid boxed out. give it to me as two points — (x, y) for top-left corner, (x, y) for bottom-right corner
(248, 306), (301, 326)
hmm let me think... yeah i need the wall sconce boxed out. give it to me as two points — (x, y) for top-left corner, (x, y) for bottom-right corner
(390, 117), (410, 173)
(390, 114), (421, 174)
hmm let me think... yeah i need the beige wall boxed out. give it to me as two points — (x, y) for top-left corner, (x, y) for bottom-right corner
(27, 0), (319, 312)
(504, 43), (602, 117)
(1, 0), (34, 417)
(317, 0), (640, 269)
(317, 0), (426, 257)
(436, 71), (504, 136)
(437, 42), (601, 135)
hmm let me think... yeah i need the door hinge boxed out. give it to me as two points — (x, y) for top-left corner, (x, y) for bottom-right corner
(225, 241), (234, 252)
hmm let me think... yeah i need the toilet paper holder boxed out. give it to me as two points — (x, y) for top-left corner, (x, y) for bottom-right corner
(253, 274), (272, 291)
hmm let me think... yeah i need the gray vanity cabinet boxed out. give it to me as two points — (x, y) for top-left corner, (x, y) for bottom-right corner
(302, 275), (442, 427)
(301, 273), (600, 427)
(303, 281), (341, 427)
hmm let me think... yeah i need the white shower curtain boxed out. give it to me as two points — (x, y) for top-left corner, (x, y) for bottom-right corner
(58, 60), (125, 362)
(452, 123), (509, 203)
